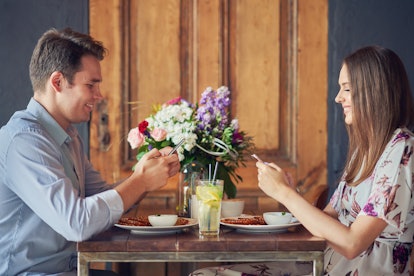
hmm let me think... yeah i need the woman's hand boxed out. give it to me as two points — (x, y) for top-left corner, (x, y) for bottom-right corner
(256, 162), (294, 203)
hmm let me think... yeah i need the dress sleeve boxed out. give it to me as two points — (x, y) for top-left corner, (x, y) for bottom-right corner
(360, 134), (414, 233)
(329, 181), (345, 214)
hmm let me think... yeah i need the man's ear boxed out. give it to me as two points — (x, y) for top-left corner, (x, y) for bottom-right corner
(50, 71), (64, 92)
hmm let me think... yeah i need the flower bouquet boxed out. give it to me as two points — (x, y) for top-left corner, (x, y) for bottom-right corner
(127, 86), (254, 199)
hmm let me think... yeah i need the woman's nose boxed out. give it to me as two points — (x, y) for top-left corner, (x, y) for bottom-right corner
(335, 91), (343, 103)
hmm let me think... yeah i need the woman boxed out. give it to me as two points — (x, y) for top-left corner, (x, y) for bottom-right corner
(191, 46), (414, 275)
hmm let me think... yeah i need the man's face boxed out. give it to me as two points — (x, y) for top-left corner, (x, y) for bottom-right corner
(57, 55), (103, 129)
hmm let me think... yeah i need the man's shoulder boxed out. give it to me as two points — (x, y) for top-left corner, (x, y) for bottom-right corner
(3, 110), (44, 135)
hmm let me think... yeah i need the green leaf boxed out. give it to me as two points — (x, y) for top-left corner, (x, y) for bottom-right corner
(160, 140), (171, 148)
(216, 163), (237, 199)
(136, 151), (146, 160)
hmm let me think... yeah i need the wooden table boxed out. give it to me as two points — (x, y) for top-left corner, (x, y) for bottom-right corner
(77, 224), (326, 275)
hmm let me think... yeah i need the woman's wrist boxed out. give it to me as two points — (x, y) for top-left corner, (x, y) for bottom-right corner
(278, 186), (301, 205)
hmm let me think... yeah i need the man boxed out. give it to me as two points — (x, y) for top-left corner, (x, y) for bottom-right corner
(0, 28), (180, 275)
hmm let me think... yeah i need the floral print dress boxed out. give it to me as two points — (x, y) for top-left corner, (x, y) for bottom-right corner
(190, 128), (414, 276)
(325, 128), (414, 275)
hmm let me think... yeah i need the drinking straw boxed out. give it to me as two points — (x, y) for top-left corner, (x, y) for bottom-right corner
(207, 161), (220, 232)
(212, 161), (218, 182)
(207, 163), (213, 231)
(207, 203), (211, 231)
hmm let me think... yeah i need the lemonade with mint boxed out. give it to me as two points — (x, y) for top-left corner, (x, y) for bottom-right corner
(196, 180), (224, 236)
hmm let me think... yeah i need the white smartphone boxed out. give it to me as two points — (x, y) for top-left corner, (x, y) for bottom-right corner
(251, 154), (269, 164)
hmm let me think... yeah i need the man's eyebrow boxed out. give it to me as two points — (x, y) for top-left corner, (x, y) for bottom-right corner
(90, 78), (102, 83)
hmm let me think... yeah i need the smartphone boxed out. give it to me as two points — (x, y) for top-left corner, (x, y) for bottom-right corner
(168, 138), (185, 156)
(251, 154), (269, 164)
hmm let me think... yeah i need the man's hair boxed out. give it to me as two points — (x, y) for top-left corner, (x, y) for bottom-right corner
(29, 28), (107, 92)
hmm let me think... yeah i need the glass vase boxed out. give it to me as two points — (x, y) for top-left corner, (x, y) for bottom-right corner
(176, 161), (206, 217)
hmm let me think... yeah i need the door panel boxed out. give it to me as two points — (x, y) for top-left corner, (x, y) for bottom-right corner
(89, 0), (328, 210)
(229, 0), (281, 150)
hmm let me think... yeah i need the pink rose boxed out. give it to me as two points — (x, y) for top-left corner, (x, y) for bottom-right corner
(150, 128), (167, 142)
(127, 127), (145, 149)
(165, 97), (182, 106)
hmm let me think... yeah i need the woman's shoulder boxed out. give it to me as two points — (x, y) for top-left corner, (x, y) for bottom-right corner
(380, 128), (414, 169)
(389, 127), (414, 147)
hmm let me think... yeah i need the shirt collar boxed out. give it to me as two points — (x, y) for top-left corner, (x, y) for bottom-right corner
(27, 98), (78, 145)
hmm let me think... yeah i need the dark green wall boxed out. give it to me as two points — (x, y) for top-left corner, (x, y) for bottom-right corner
(0, 0), (89, 150)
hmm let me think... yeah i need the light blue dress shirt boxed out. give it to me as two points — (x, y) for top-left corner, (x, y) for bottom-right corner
(0, 98), (124, 275)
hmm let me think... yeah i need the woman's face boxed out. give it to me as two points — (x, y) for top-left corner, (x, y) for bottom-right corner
(335, 64), (353, 125)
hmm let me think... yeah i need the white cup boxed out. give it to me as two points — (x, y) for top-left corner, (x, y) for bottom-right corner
(190, 194), (199, 219)
(221, 199), (245, 218)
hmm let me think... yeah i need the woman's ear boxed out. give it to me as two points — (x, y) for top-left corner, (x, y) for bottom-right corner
(50, 71), (64, 92)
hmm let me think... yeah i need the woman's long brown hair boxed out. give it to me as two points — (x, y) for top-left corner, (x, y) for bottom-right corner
(342, 46), (414, 185)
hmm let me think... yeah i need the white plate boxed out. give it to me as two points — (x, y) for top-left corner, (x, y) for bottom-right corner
(115, 218), (198, 235)
(220, 216), (301, 233)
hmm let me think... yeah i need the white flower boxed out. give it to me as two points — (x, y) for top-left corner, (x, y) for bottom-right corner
(146, 100), (197, 155)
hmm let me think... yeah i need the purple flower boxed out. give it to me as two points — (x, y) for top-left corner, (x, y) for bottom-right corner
(196, 86), (232, 136)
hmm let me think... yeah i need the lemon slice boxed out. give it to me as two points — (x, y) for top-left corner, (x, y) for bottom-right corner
(196, 185), (223, 208)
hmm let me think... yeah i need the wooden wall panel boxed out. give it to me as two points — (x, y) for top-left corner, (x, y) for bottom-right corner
(89, 0), (124, 183)
(196, 0), (223, 93)
(130, 0), (182, 122)
(229, 0), (280, 151)
(296, 0), (328, 202)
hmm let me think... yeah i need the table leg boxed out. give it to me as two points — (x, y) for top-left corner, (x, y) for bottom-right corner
(78, 253), (89, 276)
(313, 254), (324, 276)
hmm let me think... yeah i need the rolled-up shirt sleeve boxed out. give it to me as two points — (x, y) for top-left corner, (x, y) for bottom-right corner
(98, 189), (124, 223)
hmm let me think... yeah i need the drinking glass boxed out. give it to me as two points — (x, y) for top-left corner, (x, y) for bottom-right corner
(196, 179), (224, 236)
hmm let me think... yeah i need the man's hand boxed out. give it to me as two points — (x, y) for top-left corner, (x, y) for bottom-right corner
(115, 148), (180, 211)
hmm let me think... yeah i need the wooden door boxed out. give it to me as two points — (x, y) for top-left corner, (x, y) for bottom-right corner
(89, 0), (328, 211)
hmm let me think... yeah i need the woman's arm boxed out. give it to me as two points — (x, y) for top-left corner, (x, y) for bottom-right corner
(257, 162), (387, 259)
(280, 188), (387, 259)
